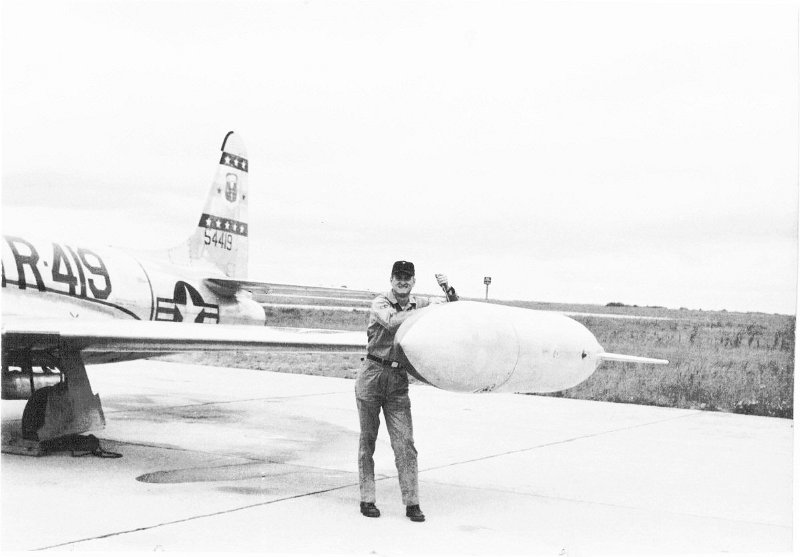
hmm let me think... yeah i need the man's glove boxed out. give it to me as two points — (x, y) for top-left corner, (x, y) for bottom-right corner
(435, 274), (459, 302)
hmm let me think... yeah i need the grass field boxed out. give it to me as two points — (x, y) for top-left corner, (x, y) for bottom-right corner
(162, 300), (795, 419)
(550, 311), (794, 418)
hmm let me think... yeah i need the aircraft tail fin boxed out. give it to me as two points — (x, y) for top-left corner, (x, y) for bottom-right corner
(168, 131), (250, 277)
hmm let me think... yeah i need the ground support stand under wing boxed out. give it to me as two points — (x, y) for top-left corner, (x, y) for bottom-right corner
(2, 340), (105, 455)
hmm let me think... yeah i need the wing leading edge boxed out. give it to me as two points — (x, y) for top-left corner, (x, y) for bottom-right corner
(2, 319), (367, 354)
(1, 319), (367, 439)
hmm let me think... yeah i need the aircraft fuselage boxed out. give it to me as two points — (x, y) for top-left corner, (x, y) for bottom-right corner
(1, 234), (266, 328)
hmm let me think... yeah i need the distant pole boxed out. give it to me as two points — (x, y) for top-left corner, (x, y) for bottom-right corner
(484, 276), (492, 301)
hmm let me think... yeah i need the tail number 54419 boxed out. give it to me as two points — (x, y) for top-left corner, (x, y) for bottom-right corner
(204, 230), (232, 251)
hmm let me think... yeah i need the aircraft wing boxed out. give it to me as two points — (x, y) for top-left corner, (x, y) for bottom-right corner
(1, 318), (367, 355)
(562, 311), (672, 321)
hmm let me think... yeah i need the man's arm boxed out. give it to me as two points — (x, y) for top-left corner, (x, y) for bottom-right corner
(369, 296), (417, 333)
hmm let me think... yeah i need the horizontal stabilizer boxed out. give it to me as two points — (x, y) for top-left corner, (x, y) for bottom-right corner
(204, 278), (376, 303)
(203, 278), (274, 298)
(598, 353), (669, 365)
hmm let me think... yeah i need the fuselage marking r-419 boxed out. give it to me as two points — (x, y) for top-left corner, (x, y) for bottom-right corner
(3, 236), (111, 299)
(1, 233), (258, 325)
(1, 235), (133, 315)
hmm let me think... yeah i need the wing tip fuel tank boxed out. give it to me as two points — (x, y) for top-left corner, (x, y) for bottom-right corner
(396, 302), (520, 393)
(395, 301), (604, 394)
(396, 301), (666, 394)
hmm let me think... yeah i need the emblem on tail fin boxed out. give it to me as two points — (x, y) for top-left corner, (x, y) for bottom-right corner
(225, 174), (238, 203)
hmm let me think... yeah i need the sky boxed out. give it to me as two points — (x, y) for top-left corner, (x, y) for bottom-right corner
(2, 0), (798, 314)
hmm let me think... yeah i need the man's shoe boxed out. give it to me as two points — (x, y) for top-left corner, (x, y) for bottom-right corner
(406, 504), (425, 522)
(360, 502), (380, 518)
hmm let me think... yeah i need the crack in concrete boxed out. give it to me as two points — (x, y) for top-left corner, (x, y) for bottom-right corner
(421, 409), (703, 472)
(33, 480), (360, 551)
(418, 478), (791, 531)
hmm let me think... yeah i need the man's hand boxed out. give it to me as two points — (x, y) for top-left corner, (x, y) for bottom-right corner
(435, 273), (458, 302)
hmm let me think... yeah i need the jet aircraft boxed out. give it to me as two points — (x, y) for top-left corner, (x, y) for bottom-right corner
(1, 131), (666, 443)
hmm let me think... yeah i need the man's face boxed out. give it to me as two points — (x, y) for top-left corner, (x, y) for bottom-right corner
(391, 273), (415, 297)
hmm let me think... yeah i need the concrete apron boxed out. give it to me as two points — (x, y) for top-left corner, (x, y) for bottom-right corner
(1, 360), (793, 553)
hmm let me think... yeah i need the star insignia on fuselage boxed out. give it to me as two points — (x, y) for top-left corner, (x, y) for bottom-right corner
(155, 281), (220, 324)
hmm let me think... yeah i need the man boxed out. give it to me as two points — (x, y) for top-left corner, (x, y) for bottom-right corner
(356, 260), (458, 522)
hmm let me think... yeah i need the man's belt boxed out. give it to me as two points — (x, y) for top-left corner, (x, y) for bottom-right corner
(366, 354), (403, 368)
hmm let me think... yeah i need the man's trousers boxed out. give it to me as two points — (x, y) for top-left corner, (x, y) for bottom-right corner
(355, 361), (419, 506)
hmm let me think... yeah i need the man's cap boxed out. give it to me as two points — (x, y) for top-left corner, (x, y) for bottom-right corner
(391, 260), (415, 277)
